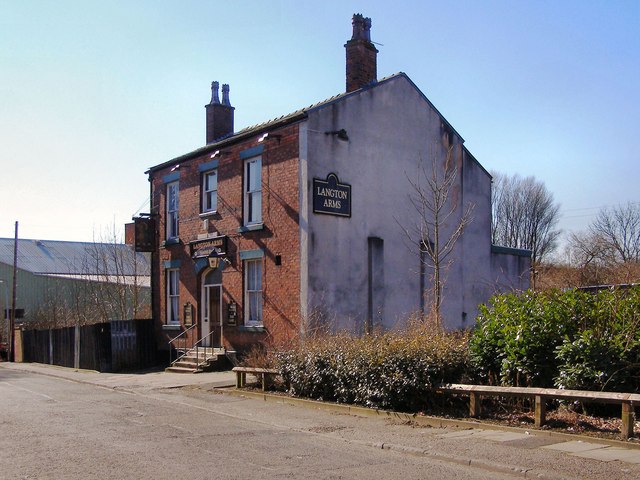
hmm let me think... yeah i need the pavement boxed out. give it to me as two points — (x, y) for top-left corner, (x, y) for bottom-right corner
(4, 360), (640, 470)
(0, 360), (236, 391)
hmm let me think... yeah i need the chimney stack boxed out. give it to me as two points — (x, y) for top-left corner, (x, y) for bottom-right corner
(345, 14), (378, 93)
(205, 81), (235, 144)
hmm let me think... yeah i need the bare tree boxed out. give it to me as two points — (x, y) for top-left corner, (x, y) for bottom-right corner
(591, 202), (640, 264)
(491, 172), (561, 266)
(86, 224), (150, 323)
(24, 226), (150, 330)
(400, 146), (474, 327)
(28, 277), (95, 329)
(565, 230), (613, 286)
(565, 202), (640, 285)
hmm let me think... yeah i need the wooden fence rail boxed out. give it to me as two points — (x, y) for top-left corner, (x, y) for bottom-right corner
(436, 383), (640, 440)
(232, 367), (281, 391)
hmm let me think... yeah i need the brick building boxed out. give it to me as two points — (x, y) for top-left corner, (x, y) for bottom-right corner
(145, 14), (530, 360)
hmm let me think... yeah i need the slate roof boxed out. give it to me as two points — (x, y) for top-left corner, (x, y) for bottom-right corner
(0, 238), (150, 277)
(147, 72), (465, 173)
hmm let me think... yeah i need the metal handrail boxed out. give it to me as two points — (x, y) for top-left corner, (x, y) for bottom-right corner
(168, 323), (198, 366)
(193, 331), (224, 370)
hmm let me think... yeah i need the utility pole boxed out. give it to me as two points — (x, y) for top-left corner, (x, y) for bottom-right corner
(0, 280), (8, 359)
(9, 221), (18, 362)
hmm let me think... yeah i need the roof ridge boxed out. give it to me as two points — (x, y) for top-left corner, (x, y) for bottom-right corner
(236, 72), (405, 135)
(147, 73), (407, 172)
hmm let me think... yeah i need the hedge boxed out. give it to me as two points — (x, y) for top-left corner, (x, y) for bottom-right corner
(275, 322), (471, 412)
(470, 286), (640, 391)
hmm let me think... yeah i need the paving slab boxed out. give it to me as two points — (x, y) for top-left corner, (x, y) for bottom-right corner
(612, 450), (640, 464)
(541, 440), (609, 453)
(439, 428), (531, 442)
(572, 447), (640, 463)
(503, 435), (560, 449)
(480, 431), (533, 442)
(438, 428), (490, 439)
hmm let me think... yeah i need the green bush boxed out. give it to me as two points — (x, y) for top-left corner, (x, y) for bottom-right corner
(470, 290), (585, 387)
(554, 331), (619, 391)
(276, 322), (470, 411)
(554, 287), (640, 392)
(470, 286), (640, 391)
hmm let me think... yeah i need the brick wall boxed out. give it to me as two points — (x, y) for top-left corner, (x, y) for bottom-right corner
(345, 39), (378, 92)
(150, 123), (301, 353)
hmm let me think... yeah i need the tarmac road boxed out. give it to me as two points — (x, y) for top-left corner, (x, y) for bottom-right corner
(2, 363), (640, 479)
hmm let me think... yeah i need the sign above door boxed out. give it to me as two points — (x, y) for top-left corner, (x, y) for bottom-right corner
(190, 235), (228, 259)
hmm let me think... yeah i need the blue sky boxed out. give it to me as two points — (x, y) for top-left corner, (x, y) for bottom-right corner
(1, 0), (638, 251)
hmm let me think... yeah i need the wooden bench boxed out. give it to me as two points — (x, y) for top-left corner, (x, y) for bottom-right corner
(437, 383), (640, 439)
(232, 367), (280, 391)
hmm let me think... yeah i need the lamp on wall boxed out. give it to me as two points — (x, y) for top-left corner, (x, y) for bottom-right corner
(210, 150), (230, 159)
(207, 250), (231, 269)
(325, 129), (349, 141)
(258, 132), (282, 143)
(208, 252), (220, 269)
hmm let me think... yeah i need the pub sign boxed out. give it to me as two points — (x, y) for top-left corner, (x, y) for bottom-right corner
(313, 173), (351, 217)
(190, 235), (228, 259)
(134, 217), (156, 252)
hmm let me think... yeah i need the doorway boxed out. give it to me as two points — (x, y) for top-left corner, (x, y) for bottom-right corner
(201, 268), (222, 348)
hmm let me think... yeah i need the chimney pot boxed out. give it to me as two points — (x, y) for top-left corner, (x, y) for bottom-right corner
(351, 13), (372, 41)
(345, 14), (378, 93)
(205, 81), (235, 144)
(363, 17), (372, 41)
(221, 84), (231, 106)
(210, 81), (220, 105)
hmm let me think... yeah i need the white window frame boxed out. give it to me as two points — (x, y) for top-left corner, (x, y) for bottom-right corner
(202, 169), (218, 213)
(244, 258), (263, 326)
(166, 268), (180, 325)
(243, 156), (262, 226)
(166, 181), (179, 240)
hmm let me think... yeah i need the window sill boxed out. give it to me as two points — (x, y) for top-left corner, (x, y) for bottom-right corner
(199, 211), (219, 219)
(162, 324), (181, 331)
(237, 325), (266, 333)
(162, 238), (181, 248)
(237, 223), (264, 233)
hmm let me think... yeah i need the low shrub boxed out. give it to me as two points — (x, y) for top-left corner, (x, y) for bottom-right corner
(238, 343), (275, 369)
(275, 321), (471, 412)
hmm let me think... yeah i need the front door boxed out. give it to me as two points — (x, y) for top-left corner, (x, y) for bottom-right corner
(210, 286), (221, 346)
(201, 268), (222, 347)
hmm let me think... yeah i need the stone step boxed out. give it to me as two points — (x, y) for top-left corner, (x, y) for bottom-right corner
(177, 356), (221, 367)
(165, 366), (198, 374)
(179, 356), (204, 363)
(174, 360), (200, 369)
(183, 352), (224, 360)
(168, 351), (227, 373)
(167, 346), (230, 373)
